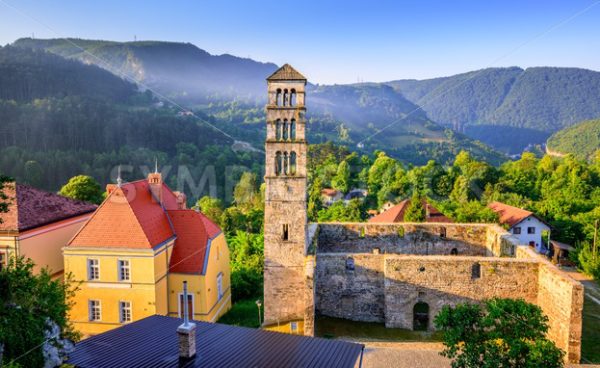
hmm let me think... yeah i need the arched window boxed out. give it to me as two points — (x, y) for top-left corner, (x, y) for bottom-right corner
(275, 119), (282, 140)
(290, 89), (297, 106)
(283, 89), (289, 106)
(345, 257), (355, 271)
(275, 151), (282, 176)
(290, 151), (297, 175)
(290, 119), (296, 141)
(450, 248), (458, 255)
(283, 152), (289, 175)
(282, 119), (289, 140)
(276, 89), (282, 106)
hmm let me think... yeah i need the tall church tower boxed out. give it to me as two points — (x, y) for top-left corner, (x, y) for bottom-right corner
(263, 64), (308, 324)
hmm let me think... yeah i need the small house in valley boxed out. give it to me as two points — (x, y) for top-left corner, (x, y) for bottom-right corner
(488, 201), (551, 253)
(320, 188), (343, 206)
(369, 198), (453, 223)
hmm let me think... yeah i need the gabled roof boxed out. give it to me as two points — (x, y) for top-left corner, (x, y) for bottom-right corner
(68, 176), (223, 274)
(167, 210), (221, 274)
(321, 188), (339, 197)
(266, 63), (307, 81)
(0, 182), (96, 232)
(67, 315), (364, 368)
(487, 201), (545, 228)
(369, 199), (453, 223)
(69, 180), (176, 248)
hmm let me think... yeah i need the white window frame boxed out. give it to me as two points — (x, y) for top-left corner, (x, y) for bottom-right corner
(118, 259), (130, 281)
(89, 300), (101, 321)
(178, 292), (195, 319)
(119, 301), (132, 323)
(217, 273), (224, 300)
(88, 259), (100, 281)
(513, 226), (522, 235)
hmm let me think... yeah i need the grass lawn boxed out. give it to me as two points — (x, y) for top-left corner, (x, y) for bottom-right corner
(218, 297), (264, 328)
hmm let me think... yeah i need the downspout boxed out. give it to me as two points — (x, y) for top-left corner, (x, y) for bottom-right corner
(358, 345), (365, 368)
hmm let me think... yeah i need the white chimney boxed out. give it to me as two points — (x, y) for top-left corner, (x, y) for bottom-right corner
(177, 281), (196, 361)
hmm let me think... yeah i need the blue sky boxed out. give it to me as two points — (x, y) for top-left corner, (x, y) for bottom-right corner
(1, 0), (599, 84)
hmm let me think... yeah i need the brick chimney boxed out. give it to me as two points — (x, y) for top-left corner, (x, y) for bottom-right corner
(177, 281), (196, 362)
(148, 172), (162, 204)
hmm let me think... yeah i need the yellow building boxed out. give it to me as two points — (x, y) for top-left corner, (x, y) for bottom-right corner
(0, 182), (96, 276)
(64, 172), (231, 336)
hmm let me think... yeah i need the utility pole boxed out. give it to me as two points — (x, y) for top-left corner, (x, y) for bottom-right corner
(593, 219), (598, 260)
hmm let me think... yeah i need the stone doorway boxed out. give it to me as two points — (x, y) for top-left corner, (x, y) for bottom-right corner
(413, 302), (429, 331)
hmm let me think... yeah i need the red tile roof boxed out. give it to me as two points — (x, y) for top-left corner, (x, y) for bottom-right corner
(321, 188), (339, 197)
(488, 201), (536, 228)
(69, 176), (222, 274)
(369, 199), (453, 223)
(0, 182), (97, 232)
(167, 210), (221, 274)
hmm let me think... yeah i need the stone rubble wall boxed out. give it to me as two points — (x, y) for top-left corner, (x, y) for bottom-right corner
(515, 246), (583, 363)
(317, 223), (492, 256)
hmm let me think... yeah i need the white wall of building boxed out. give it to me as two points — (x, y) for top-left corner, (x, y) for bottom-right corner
(510, 215), (550, 253)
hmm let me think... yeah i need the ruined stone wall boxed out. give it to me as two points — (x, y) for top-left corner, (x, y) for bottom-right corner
(384, 256), (539, 329)
(315, 253), (539, 327)
(315, 254), (385, 322)
(516, 246), (583, 363)
(317, 223), (491, 256)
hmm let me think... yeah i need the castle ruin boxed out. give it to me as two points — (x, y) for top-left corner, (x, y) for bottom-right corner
(262, 65), (583, 363)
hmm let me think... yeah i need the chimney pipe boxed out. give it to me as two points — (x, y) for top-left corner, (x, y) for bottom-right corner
(177, 281), (196, 361)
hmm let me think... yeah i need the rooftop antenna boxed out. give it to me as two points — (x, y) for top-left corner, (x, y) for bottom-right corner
(117, 165), (123, 187)
(154, 157), (158, 174)
(182, 281), (190, 327)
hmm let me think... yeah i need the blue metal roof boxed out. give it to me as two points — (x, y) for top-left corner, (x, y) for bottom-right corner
(67, 315), (364, 368)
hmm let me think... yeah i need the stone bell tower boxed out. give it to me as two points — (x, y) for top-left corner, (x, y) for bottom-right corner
(263, 64), (308, 324)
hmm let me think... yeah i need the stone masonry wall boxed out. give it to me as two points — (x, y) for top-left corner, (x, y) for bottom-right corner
(384, 256), (539, 329)
(315, 254), (385, 322)
(516, 246), (583, 363)
(317, 223), (491, 256)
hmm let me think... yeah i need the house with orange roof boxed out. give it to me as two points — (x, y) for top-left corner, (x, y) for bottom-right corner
(369, 198), (453, 224)
(63, 171), (230, 336)
(321, 188), (343, 207)
(488, 201), (551, 253)
(0, 182), (96, 277)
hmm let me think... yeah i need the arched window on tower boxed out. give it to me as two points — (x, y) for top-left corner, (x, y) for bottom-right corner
(290, 119), (296, 141)
(283, 89), (289, 106)
(282, 119), (289, 140)
(275, 151), (282, 176)
(290, 152), (297, 175)
(275, 119), (282, 140)
(283, 152), (289, 175)
(276, 89), (282, 106)
(290, 89), (296, 106)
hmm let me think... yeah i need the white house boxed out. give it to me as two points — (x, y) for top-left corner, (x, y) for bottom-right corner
(320, 188), (343, 207)
(488, 201), (551, 254)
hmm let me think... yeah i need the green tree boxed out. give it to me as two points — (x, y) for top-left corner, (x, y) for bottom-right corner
(308, 178), (324, 222)
(23, 160), (43, 188)
(233, 172), (259, 210)
(227, 231), (264, 301)
(0, 174), (11, 217)
(0, 257), (80, 367)
(317, 199), (364, 222)
(434, 298), (564, 368)
(404, 193), (426, 222)
(331, 160), (351, 194)
(59, 175), (104, 204)
(195, 196), (224, 226)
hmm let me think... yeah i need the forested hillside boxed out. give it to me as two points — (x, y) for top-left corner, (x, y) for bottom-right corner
(0, 46), (261, 198)
(547, 119), (600, 160)
(13, 37), (278, 102)
(6, 38), (508, 167)
(388, 67), (600, 153)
